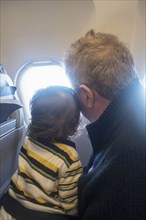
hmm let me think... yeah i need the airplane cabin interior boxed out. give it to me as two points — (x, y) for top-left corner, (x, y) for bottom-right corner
(0, 0), (145, 199)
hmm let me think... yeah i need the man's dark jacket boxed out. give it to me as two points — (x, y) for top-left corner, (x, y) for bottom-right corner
(78, 80), (146, 220)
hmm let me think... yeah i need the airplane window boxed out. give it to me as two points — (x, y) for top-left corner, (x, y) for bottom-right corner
(16, 60), (72, 125)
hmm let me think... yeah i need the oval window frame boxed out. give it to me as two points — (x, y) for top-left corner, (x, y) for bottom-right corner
(15, 60), (71, 125)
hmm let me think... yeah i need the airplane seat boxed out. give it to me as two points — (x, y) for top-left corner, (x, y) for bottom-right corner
(0, 64), (25, 198)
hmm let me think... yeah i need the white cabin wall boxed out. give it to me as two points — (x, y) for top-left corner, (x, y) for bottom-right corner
(1, 0), (145, 81)
(131, 0), (145, 78)
(93, 0), (137, 45)
(0, 1), (95, 80)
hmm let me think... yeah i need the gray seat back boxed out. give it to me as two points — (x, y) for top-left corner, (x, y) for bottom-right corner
(0, 65), (25, 197)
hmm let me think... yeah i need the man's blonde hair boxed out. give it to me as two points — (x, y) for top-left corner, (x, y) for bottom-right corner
(64, 30), (138, 99)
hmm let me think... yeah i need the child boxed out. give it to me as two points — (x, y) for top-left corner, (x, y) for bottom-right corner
(0, 86), (83, 220)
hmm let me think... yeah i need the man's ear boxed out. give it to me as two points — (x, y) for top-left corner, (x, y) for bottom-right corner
(79, 84), (94, 108)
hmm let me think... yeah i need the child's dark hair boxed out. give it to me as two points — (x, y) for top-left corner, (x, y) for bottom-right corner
(27, 86), (80, 142)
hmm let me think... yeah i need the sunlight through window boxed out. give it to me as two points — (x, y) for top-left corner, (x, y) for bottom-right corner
(142, 75), (146, 89)
(16, 61), (71, 124)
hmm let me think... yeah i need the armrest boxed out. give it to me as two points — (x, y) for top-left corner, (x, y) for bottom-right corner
(0, 100), (22, 123)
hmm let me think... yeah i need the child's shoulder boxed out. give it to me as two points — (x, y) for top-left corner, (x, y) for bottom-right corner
(55, 141), (79, 161)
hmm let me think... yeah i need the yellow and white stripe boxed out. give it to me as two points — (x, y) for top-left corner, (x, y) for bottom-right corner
(9, 137), (83, 215)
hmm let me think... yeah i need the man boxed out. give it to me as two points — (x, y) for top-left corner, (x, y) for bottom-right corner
(64, 30), (146, 220)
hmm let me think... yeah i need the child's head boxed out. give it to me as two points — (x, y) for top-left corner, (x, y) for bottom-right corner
(27, 86), (80, 142)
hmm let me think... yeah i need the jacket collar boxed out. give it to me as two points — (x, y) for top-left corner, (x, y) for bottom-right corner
(86, 80), (144, 154)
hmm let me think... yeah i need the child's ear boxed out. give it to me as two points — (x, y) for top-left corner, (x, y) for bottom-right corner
(79, 84), (94, 108)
